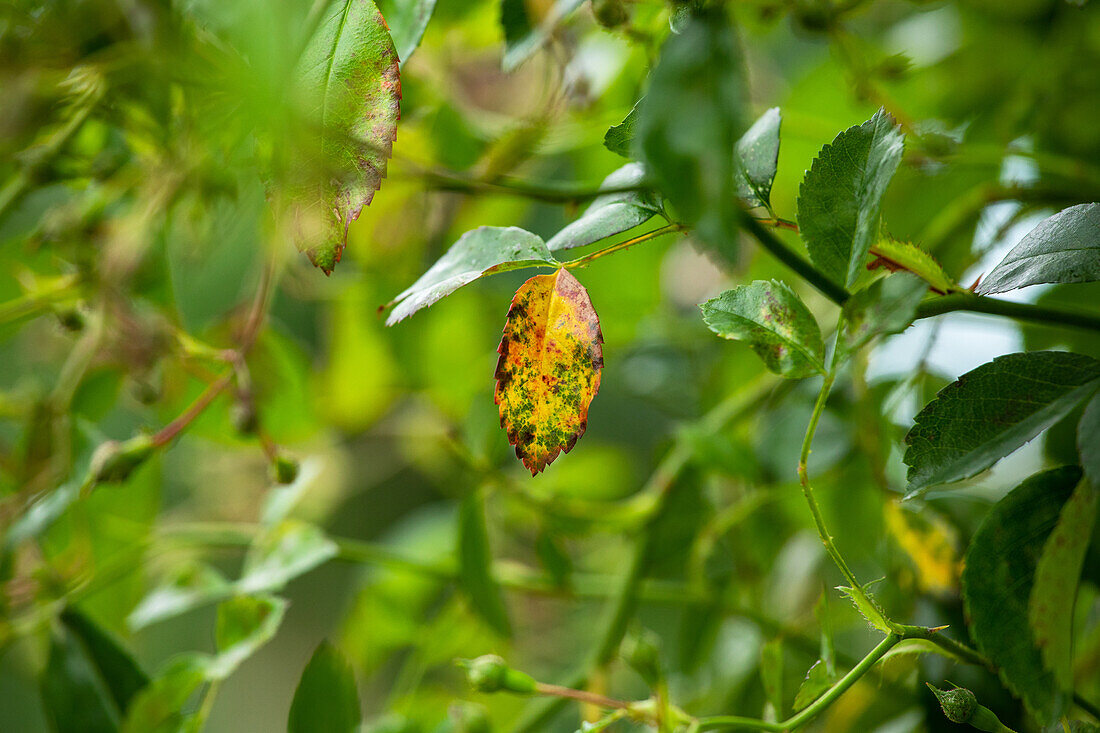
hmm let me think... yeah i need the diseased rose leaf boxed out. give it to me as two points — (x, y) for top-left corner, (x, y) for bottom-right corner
(699, 280), (825, 378)
(495, 268), (603, 474)
(293, 0), (401, 274)
(386, 226), (556, 325)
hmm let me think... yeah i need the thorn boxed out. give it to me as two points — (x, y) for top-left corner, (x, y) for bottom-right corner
(928, 625), (950, 634)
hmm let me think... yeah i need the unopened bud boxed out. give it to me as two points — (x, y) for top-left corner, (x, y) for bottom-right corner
(273, 454), (300, 485)
(592, 0), (629, 28)
(622, 628), (662, 687)
(458, 655), (537, 694)
(88, 434), (154, 485)
(927, 684), (1009, 732)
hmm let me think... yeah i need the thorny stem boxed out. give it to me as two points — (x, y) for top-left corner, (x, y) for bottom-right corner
(560, 224), (685, 268)
(797, 313), (863, 593)
(695, 633), (901, 731)
(534, 683), (631, 711)
(149, 262), (275, 449)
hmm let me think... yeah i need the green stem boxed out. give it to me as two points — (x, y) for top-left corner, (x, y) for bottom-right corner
(560, 225), (684, 268)
(797, 317), (862, 592)
(416, 168), (654, 204)
(744, 216), (1100, 335)
(695, 633), (901, 731)
(739, 214), (850, 306)
(914, 291), (1100, 333)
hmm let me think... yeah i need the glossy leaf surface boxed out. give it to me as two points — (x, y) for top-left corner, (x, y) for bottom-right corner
(978, 203), (1100, 295)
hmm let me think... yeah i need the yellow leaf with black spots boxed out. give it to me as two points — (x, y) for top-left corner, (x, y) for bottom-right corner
(495, 269), (603, 475)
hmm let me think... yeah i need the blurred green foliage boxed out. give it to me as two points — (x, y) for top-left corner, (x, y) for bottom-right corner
(3, 0), (1100, 732)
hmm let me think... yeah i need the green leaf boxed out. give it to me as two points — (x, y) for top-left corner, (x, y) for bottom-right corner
(457, 491), (512, 637)
(288, 641), (361, 733)
(120, 656), (207, 733)
(545, 163), (660, 252)
(500, 0), (584, 72)
(603, 99), (641, 158)
(60, 609), (149, 715)
(41, 625), (122, 733)
(128, 522), (335, 630)
(760, 638), (784, 718)
(386, 226), (555, 324)
(735, 107), (781, 210)
(842, 272), (926, 352)
(206, 595), (287, 680)
(1029, 478), (1098, 691)
(239, 520), (339, 595)
(978, 203), (1100, 295)
(793, 660), (837, 712)
(868, 236), (956, 294)
(128, 564), (233, 631)
(903, 351), (1100, 497)
(638, 6), (746, 264)
(1079, 391), (1100, 489)
(797, 109), (905, 288)
(376, 0), (437, 65)
(700, 280), (825, 378)
(293, 0), (401, 273)
(962, 466), (1081, 724)
(837, 584), (892, 634)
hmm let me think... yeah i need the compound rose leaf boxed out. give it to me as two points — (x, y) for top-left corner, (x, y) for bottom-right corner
(495, 269), (603, 474)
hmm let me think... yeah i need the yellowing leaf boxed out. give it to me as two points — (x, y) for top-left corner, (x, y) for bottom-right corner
(884, 500), (960, 596)
(495, 268), (603, 475)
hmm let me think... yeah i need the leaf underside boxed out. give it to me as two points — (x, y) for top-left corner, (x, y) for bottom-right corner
(546, 162), (661, 252)
(387, 226), (555, 324)
(293, 0), (402, 274)
(978, 202), (1100, 295)
(495, 268), (603, 474)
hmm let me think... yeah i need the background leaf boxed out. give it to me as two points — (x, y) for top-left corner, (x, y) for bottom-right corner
(903, 351), (1100, 496)
(387, 226), (555, 325)
(1079, 391), (1100, 489)
(457, 490), (512, 637)
(797, 109), (904, 288)
(978, 203), (1100, 295)
(1029, 478), (1098, 691)
(376, 0), (437, 65)
(546, 163), (660, 252)
(842, 272), (926, 352)
(500, 0), (584, 72)
(41, 624), (125, 733)
(288, 642), (361, 733)
(638, 6), (746, 264)
(962, 466), (1082, 724)
(494, 268), (603, 474)
(793, 660), (836, 712)
(60, 609), (149, 716)
(604, 100), (641, 158)
(700, 280), (825, 378)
